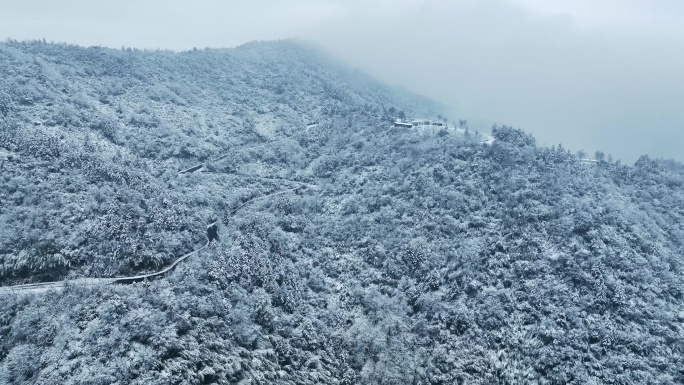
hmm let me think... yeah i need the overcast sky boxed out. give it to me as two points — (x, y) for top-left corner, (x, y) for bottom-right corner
(1, 0), (682, 163)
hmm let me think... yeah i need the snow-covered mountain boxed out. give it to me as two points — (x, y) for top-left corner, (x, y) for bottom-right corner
(0, 39), (440, 281)
(1, 39), (684, 384)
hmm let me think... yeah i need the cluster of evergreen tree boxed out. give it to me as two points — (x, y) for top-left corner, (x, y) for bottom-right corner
(1, 40), (683, 384)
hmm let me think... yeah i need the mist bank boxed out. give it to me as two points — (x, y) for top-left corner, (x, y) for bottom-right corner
(303, 0), (684, 164)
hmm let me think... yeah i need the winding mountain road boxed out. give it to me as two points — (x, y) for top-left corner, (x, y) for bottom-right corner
(0, 243), (208, 295)
(0, 171), (317, 296)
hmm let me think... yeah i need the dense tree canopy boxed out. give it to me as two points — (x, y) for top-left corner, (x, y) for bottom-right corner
(1, 40), (683, 384)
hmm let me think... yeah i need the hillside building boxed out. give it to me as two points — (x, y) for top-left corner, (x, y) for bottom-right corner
(393, 121), (413, 128)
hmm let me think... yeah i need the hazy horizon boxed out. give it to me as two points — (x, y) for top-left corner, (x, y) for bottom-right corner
(2, 0), (682, 163)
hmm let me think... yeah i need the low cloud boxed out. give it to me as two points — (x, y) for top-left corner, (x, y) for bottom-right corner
(304, 0), (684, 162)
(1, 0), (682, 162)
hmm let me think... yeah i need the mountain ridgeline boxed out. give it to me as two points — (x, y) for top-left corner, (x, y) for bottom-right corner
(1, 40), (683, 384)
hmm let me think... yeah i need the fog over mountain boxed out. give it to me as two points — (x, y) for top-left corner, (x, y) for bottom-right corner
(303, 0), (684, 164)
(1, 0), (682, 163)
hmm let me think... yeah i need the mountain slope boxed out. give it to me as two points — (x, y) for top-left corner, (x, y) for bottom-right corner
(0, 39), (438, 282)
(1, 40), (684, 384)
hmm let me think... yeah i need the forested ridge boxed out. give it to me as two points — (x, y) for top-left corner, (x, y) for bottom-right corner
(1, 39), (684, 384)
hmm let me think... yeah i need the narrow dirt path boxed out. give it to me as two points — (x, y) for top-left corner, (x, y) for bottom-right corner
(0, 243), (209, 295)
(0, 181), (315, 295)
(0, 143), (317, 296)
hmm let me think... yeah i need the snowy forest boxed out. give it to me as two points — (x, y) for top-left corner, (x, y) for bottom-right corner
(1, 39), (684, 384)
